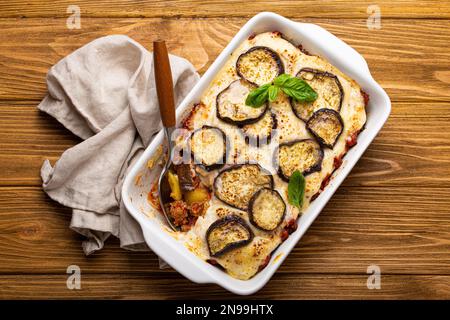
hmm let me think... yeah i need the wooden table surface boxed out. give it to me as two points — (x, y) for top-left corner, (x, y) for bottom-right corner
(1, 0), (450, 299)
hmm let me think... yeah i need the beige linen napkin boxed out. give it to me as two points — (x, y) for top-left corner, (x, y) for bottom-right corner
(39, 35), (199, 255)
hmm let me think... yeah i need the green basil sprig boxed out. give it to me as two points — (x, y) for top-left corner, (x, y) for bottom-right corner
(245, 73), (318, 108)
(287, 170), (306, 209)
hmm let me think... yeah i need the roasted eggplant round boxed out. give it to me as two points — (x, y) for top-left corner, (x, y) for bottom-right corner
(290, 68), (344, 121)
(216, 79), (268, 125)
(190, 126), (227, 171)
(214, 164), (273, 210)
(206, 215), (253, 257)
(306, 108), (344, 149)
(242, 111), (277, 146)
(276, 139), (324, 181)
(236, 46), (284, 86)
(248, 188), (286, 231)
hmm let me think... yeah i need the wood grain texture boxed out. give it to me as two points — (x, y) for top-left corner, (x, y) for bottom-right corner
(0, 18), (450, 102)
(1, 102), (449, 187)
(0, 0), (448, 19)
(1, 186), (450, 275)
(1, 274), (450, 299)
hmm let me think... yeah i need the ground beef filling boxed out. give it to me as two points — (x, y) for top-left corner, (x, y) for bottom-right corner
(166, 164), (210, 231)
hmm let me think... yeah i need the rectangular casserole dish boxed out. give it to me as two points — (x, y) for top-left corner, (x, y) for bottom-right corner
(122, 12), (391, 295)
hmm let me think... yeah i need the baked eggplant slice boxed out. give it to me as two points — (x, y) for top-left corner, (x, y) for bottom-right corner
(236, 46), (284, 86)
(174, 164), (195, 192)
(290, 68), (344, 121)
(190, 126), (227, 171)
(277, 139), (323, 181)
(306, 108), (344, 148)
(242, 112), (277, 146)
(206, 215), (253, 257)
(249, 188), (286, 231)
(216, 79), (267, 125)
(214, 164), (273, 210)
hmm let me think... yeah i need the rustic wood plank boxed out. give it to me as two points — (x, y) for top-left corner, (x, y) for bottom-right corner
(1, 101), (449, 187)
(0, 1), (448, 19)
(0, 18), (450, 102)
(0, 273), (449, 299)
(1, 186), (450, 275)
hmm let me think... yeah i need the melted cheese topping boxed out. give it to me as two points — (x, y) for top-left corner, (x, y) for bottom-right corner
(242, 111), (275, 142)
(165, 32), (366, 280)
(191, 127), (225, 167)
(217, 79), (265, 123)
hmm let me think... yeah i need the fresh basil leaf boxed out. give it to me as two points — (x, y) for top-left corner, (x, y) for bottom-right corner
(273, 73), (291, 87)
(283, 77), (308, 89)
(282, 86), (317, 102)
(288, 170), (306, 209)
(283, 79), (317, 101)
(246, 74), (317, 108)
(278, 76), (318, 102)
(252, 89), (269, 107)
(245, 84), (270, 107)
(268, 85), (280, 102)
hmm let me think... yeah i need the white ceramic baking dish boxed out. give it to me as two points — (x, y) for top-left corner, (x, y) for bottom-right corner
(122, 12), (390, 295)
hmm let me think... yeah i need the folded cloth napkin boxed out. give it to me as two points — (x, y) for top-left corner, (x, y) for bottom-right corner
(38, 35), (199, 255)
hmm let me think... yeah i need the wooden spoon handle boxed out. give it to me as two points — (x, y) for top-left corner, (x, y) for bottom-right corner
(153, 40), (176, 128)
